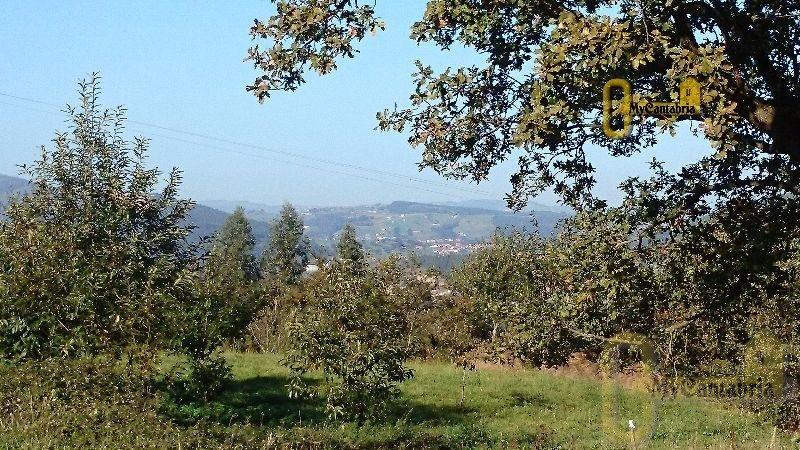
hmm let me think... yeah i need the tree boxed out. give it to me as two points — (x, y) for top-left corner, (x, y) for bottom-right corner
(261, 203), (310, 285)
(285, 258), (415, 422)
(245, 2), (800, 399)
(547, 209), (659, 346)
(173, 208), (263, 401)
(336, 223), (365, 270)
(209, 206), (259, 283)
(0, 75), (196, 360)
(547, 206), (800, 420)
(451, 231), (575, 367)
(246, 1), (799, 214)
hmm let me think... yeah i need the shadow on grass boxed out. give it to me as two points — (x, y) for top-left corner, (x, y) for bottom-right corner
(162, 375), (326, 427)
(393, 399), (478, 426)
(160, 376), (559, 447)
(162, 374), (478, 429)
(510, 391), (553, 409)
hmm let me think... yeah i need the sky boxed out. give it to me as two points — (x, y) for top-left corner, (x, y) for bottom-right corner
(0, 1), (711, 208)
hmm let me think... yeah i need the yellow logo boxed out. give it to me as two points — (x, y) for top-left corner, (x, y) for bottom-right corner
(602, 78), (702, 138)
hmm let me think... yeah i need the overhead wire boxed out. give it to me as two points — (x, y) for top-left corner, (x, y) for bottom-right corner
(0, 91), (499, 199)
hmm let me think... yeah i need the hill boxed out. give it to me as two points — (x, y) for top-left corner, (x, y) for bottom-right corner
(436, 198), (569, 213)
(0, 174), (271, 252)
(0, 174), (30, 208)
(204, 199), (569, 259)
(0, 174), (569, 260)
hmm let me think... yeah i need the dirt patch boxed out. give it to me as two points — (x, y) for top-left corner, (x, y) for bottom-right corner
(541, 353), (651, 390)
(541, 352), (601, 379)
(463, 352), (652, 390)
(472, 359), (526, 372)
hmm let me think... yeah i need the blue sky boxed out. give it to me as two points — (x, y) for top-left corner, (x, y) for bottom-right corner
(0, 1), (710, 208)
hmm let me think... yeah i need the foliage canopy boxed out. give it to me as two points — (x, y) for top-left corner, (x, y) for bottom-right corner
(0, 75), (197, 360)
(247, 1), (800, 216)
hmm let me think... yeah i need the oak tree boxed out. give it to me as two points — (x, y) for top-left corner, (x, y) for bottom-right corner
(246, 1), (800, 216)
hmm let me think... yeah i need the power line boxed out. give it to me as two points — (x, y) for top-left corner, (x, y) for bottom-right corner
(0, 98), (474, 199)
(0, 91), (498, 198)
(133, 130), (475, 199)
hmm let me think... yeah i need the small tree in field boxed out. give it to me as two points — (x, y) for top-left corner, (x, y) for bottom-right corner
(0, 75), (196, 361)
(261, 203), (310, 285)
(286, 258), (415, 422)
(173, 207), (264, 400)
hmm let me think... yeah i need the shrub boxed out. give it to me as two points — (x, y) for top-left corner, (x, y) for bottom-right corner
(549, 206), (800, 430)
(163, 353), (233, 404)
(0, 75), (196, 361)
(451, 231), (577, 366)
(285, 258), (415, 422)
(240, 275), (309, 353)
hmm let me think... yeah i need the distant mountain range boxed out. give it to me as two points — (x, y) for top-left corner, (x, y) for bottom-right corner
(0, 174), (570, 258)
(0, 174), (272, 251)
(0, 174), (31, 209)
(435, 198), (570, 214)
(204, 198), (569, 258)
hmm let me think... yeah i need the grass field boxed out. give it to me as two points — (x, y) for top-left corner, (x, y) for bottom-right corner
(157, 353), (795, 448)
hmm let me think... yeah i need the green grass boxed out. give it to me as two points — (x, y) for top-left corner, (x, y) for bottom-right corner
(160, 353), (795, 448)
(1, 353), (794, 448)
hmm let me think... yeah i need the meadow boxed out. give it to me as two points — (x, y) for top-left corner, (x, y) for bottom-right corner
(1, 352), (795, 449)
(159, 353), (791, 449)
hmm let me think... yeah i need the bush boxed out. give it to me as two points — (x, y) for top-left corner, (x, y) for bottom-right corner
(451, 231), (578, 366)
(0, 75), (196, 361)
(243, 280), (304, 353)
(547, 206), (800, 430)
(285, 258), (416, 422)
(164, 354), (233, 404)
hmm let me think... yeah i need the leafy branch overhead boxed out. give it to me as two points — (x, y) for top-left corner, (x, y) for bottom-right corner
(247, 0), (800, 214)
(246, 0), (385, 101)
